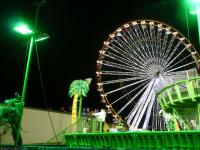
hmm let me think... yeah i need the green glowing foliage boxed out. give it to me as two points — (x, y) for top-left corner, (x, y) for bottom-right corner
(68, 78), (91, 98)
(0, 97), (24, 146)
(68, 78), (92, 123)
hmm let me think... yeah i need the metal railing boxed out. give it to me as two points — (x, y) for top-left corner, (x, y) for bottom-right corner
(157, 76), (200, 110)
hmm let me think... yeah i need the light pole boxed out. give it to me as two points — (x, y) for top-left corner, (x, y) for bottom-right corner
(13, 22), (35, 146)
(14, 0), (48, 146)
(189, 0), (200, 44)
(188, 0), (200, 130)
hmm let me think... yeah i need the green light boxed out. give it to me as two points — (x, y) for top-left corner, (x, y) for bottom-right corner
(14, 24), (33, 35)
(190, 10), (200, 14)
(189, 0), (200, 14)
(35, 33), (50, 42)
(188, 0), (200, 45)
(191, 0), (200, 2)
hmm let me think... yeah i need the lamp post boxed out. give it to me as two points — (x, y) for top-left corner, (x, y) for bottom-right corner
(14, 1), (48, 146)
(188, 0), (200, 130)
(13, 23), (35, 146)
(189, 0), (200, 44)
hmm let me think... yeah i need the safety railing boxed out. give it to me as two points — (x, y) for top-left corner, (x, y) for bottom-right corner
(64, 131), (200, 149)
(157, 76), (200, 111)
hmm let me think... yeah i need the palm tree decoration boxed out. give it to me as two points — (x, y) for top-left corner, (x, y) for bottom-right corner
(68, 78), (92, 124)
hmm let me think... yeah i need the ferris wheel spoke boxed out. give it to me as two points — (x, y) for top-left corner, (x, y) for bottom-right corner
(107, 41), (147, 66)
(142, 93), (156, 129)
(113, 36), (142, 60)
(159, 30), (170, 64)
(118, 29), (137, 51)
(160, 33), (176, 66)
(150, 28), (158, 66)
(164, 72), (185, 79)
(144, 58), (161, 72)
(164, 52), (192, 71)
(127, 81), (154, 125)
(141, 23), (153, 58)
(103, 60), (137, 72)
(165, 68), (197, 80)
(127, 32), (149, 62)
(128, 78), (156, 127)
(165, 71), (189, 79)
(165, 75), (187, 82)
(149, 27), (161, 67)
(155, 26), (163, 66)
(165, 61), (196, 73)
(163, 39), (183, 67)
(104, 50), (146, 70)
(102, 76), (149, 85)
(137, 23), (152, 59)
(149, 23), (157, 60)
(164, 46), (188, 70)
(127, 98), (145, 126)
(132, 24), (150, 58)
(114, 34), (149, 64)
(129, 25), (150, 59)
(120, 28), (152, 65)
(101, 70), (149, 77)
(102, 58), (149, 75)
(105, 77), (151, 96)
(117, 82), (150, 114)
(106, 43), (135, 63)
(132, 90), (155, 128)
(126, 99), (141, 125)
(110, 80), (149, 105)
(103, 61), (148, 75)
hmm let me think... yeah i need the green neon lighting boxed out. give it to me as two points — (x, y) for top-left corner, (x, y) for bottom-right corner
(190, 10), (200, 14)
(64, 131), (200, 148)
(189, 0), (200, 13)
(35, 33), (50, 42)
(15, 36), (35, 146)
(21, 36), (35, 103)
(191, 0), (200, 2)
(190, 5), (200, 14)
(187, 0), (200, 47)
(196, 6), (200, 44)
(14, 24), (33, 35)
(35, 36), (48, 42)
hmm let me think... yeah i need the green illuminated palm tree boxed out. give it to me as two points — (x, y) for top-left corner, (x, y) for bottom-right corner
(68, 78), (92, 124)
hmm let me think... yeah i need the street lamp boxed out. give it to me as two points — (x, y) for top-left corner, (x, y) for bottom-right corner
(188, 0), (200, 129)
(14, 24), (49, 146)
(14, 23), (33, 35)
(14, 23), (49, 105)
(14, 23), (49, 103)
(13, 2), (49, 146)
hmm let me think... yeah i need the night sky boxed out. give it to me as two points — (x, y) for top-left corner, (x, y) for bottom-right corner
(0, 0), (199, 112)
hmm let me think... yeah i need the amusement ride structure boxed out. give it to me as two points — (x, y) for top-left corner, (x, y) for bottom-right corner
(64, 19), (200, 149)
(1, 1), (200, 148)
(96, 19), (200, 131)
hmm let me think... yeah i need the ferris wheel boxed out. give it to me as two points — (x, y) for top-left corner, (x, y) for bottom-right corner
(96, 20), (200, 130)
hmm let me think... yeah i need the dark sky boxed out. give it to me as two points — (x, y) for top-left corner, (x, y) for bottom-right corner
(0, 0), (199, 112)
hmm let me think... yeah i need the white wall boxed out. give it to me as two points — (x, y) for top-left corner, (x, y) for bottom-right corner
(0, 107), (72, 144)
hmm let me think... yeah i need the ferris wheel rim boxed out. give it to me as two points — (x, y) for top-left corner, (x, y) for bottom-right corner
(96, 19), (200, 124)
